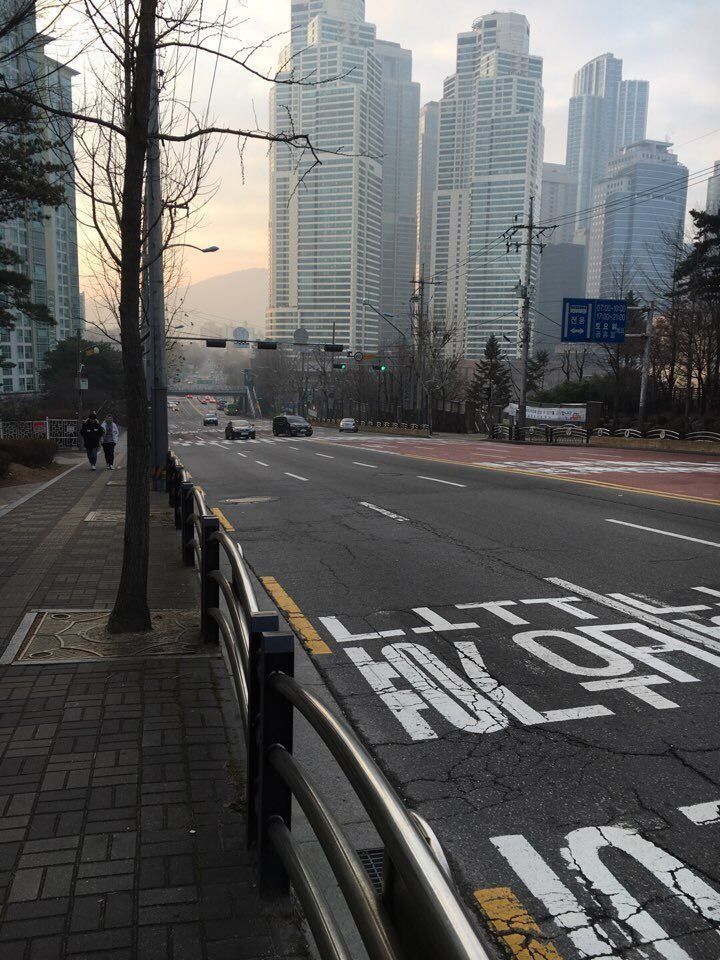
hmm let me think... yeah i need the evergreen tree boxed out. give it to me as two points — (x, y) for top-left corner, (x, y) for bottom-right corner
(467, 334), (511, 406)
(0, 92), (65, 333)
(527, 349), (550, 396)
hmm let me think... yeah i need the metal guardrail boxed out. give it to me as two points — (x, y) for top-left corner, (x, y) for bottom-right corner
(165, 451), (490, 960)
(491, 422), (590, 444)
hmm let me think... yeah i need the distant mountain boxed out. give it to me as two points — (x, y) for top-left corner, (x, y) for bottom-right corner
(182, 267), (268, 337)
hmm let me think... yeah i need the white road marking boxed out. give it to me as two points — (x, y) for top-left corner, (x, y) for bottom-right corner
(255, 460), (269, 467)
(258, 438), (273, 444)
(360, 502), (408, 522)
(606, 518), (720, 548)
(547, 577), (720, 655)
(289, 446), (300, 450)
(353, 461), (377, 469)
(678, 800), (720, 825)
(316, 453), (334, 459)
(236, 452), (247, 458)
(417, 475), (466, 488)
(285, 472), (309, 482)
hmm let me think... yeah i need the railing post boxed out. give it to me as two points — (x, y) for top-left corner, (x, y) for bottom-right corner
(181, 481), (195, 566)
(173, 470), (183, 529)
(255, 630), (294, 896)
(200, 515), (220, 644)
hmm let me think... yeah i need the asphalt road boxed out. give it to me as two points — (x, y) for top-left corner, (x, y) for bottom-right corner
(172, 399), (720, 960)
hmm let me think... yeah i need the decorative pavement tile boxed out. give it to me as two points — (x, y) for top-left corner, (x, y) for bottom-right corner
(16, 611), (203, 661)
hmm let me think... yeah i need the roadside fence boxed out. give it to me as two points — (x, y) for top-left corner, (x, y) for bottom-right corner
(0, 418), (78, 447)
(491, 422), (590, 445)
(165, 450), (491, 960)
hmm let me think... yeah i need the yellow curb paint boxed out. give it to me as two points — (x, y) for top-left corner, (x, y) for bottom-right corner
(474, 887), (564, 960)
(261, 576), (332, 655)
(312, 438), (720, 507)
(211, 507), (234, 532)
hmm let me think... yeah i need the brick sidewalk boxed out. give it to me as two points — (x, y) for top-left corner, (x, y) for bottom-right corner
(0, 461), (308, 959)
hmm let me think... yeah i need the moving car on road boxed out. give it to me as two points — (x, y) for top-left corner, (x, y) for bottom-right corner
(202, 413), (219, 426)
(272, 414), (313, 438)
(225, 419), (256, 440)
(339, 417), (358, 433)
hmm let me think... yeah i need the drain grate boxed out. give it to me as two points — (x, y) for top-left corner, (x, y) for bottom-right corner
(357, 848), (384, 896)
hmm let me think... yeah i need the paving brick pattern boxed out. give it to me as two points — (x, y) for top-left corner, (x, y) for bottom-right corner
(0, 658), (306, 959)
(0, 459), (309, 958)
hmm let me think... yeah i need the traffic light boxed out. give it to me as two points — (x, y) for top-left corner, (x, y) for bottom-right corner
(372, 362), (387, 372)
(205, 338), (227, 348)
(324, 343), (345, 352)
(332, 361), (347, 370)
(257, 340), (278, 350)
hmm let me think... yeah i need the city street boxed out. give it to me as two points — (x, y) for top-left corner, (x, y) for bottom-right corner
(172, 399), (720, 960)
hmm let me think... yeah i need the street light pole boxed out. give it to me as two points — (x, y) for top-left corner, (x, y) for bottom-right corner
(145, 62), (168, 491)
(637, 301), (655, 433)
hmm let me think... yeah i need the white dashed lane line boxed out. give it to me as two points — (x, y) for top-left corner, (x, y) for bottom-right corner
(417, 475), (466, 488)
(316, 453), (334, 459)
(236, 452), (247, 458)
(285, 472), (309, 482)
(353, 462), (378, 469)
(255, 461), (269, 467)
(605, 518), (720, 549)
(360, 502), (408, 522)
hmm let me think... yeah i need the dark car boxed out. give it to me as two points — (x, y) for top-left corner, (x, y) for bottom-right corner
(225, 419), (256, 440)
(272, 415), (313, 438)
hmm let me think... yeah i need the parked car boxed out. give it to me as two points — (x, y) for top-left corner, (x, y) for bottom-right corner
(339, 417), (358, 433)
(272, 414), (313, 438)
(202, 414), (219, 426)
(225, 420), (256, 440)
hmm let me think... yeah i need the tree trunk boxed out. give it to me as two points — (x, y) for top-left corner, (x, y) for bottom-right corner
(108, 0), (157, 634)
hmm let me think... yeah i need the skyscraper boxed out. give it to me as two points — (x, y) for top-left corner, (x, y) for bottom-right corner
(431, 12), (544, 359)
(268, 0), (383, 350)
(706, 161), (720, 214)
(586, 141), (688, 302)
(376, 40), (419, 341)
(416, 101), (439, 279)
(616, 79), (649, 149)
(0, 6), (83, 393)
(566, 53), (623, 232)
(539, 163), (577, 245)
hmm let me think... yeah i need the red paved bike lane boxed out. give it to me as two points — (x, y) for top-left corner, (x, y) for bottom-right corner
(331, 435), (720, 504)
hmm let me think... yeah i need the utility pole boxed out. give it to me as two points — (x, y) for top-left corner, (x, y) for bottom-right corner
(516, 195), (534, 433)
(145, 62), (168, 490)
(637, 301), (655, 432)
(76, 330), (82, 450)
(409, 265), (439, 426)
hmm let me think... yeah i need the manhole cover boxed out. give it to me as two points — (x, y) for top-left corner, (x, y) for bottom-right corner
(16, 610), (203, 661)
(223, 497), (277, 505)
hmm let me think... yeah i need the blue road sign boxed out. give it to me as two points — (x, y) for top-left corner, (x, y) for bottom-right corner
(561, 298), (627, 344)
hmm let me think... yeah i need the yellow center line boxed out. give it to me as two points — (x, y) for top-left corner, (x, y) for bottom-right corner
(311, 437), (720, 506)
(211, 507), (234, 532)
(260, 576), (332, 655)
(475, 887), (564, 960)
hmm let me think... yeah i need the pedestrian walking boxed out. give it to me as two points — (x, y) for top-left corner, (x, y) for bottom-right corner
(100, 414), (120, 469)
(80, 411), (104, 470)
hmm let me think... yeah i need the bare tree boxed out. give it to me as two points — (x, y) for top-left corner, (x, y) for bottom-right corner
(2, 0), (328, 631)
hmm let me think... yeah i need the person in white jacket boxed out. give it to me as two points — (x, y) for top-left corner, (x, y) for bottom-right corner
(100, 414), (120, 469)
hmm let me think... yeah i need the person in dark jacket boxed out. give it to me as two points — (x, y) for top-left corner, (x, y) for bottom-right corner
(80, 411), (105, 470)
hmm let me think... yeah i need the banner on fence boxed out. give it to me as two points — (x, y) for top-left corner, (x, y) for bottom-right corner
(504, 403), (587, 423)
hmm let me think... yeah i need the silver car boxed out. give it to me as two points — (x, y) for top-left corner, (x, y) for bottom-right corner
(339, 417), (358, 433)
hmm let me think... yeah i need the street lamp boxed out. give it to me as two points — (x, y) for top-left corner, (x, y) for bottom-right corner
(167, 243), (220, 253)
(361, 299), (408, 344)
(76, 335), (100, 448)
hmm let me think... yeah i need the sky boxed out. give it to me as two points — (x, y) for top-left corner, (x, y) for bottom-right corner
(75, 0), (720, 295)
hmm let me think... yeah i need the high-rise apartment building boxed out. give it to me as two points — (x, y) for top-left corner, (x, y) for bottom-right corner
(586, 140), (688, 302)
(706, 161), (720, 214)
(0, 6), (83, 393)
(376, 40), (419, 341)
(269, 1), (417, 351)
(431, 12), (544, 359)
(416, 101), (439, 279)
(566, 53), (623, 232)
(539, 163), (577, 245)
(616, 79), (649, 150)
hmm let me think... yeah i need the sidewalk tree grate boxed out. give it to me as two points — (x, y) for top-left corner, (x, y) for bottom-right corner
(356, 847), (385, 896)
(85, 508), (173, 523)
(14, 609), (204, 661)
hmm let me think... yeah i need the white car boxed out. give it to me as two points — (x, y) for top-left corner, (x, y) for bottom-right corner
(339, 417), (358, 433)
(202, 414), (219, 426)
